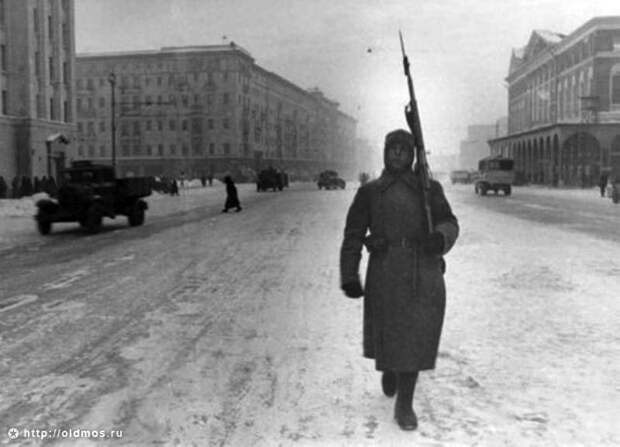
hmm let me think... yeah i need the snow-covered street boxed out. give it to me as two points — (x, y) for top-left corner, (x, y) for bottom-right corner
(0, 182), (619, 446)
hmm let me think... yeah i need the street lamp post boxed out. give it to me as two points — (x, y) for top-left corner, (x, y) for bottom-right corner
(108, 72), (117, 171)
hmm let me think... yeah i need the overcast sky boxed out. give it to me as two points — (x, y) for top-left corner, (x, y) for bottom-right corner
(75, 0), (620, 160)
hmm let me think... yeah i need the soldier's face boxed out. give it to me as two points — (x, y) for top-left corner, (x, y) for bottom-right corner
(385, 143), (413, 172)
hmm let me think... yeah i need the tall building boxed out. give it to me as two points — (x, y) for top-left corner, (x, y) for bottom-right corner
(0, 0), (75, 182)
(489, 17), (620, 186)
(75, 43), (357, 180)
(458, 124), (497, 170)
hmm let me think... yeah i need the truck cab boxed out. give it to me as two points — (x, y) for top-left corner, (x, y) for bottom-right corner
(474, 155), (515, 196)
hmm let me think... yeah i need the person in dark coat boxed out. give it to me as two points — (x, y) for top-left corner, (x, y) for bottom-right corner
(0, 176), (7, 198)
(11, 176), (20, 198)
(599, 173), (608, 198)
(20, 176), (33, 197)
(47, 176), (58, 198)
(340, 129), (459, 431)
(222, 175), (242, 212)
(169, 178), (179, 196)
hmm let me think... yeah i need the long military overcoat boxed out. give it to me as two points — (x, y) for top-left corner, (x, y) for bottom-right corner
(340, 170), (459, 372)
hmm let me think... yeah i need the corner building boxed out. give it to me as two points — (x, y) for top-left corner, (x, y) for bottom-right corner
(489, 17), (620, 186)
(0, 0), (75, 181)
(75, 44), (357, 179)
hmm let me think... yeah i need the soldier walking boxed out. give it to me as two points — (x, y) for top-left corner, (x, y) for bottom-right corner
(340, 129), (459, 430)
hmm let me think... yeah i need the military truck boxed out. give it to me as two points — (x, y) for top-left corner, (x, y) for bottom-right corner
(256, 167), (284, 192)
(449, 170), (471, 184)
(34, 161), (151, 234)
(474, 155), (515, 196)
(317, 170), (346, 190)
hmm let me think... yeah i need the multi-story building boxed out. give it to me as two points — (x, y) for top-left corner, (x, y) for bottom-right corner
(459, 124), (497, 170)
(0, 0), (75, 182)
(75, 43), (357, 180)
(489, 16), (620, 186)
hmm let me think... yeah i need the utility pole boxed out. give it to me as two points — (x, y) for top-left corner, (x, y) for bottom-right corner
(108, 72), (117, 171)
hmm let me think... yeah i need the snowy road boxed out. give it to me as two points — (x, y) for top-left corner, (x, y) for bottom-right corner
(0, 182), (619, 446)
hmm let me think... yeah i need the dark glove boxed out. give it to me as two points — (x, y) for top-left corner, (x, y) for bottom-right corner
(342, 281), (363, 298)
(422, 232), (444, 255)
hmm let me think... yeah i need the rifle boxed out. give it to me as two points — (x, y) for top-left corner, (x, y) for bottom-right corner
(399, 30), (433, 233)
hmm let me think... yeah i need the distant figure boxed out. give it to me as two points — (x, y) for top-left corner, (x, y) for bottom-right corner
(222, 175), (242, 213)
(200, 173), (207, 187)
(0, 176), (7, 198)
(170, 178), (180, 196)
(20, 176), (33, 197)
(599, 173), (608, 198)
(11, 176), (20, 198)
(40, 176), (49, 194)
(47, 176), (58, 198)
(208, 174), (214, 186)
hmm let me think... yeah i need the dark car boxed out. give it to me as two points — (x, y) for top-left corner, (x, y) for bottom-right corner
(34, 161), (151, 234)
(317, 170), (346, 190)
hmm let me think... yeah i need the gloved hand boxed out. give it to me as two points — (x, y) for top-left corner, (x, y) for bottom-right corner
(342, 281), (364, 298)
(422, 232), (444, 255)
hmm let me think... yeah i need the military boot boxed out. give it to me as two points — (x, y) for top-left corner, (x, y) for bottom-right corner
(381, 371), (396, 397)
(394, 372), (418, 431)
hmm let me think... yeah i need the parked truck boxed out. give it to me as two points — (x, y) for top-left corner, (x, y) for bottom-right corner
(474, 155), (515, 196)
(35, 161), (151, 234)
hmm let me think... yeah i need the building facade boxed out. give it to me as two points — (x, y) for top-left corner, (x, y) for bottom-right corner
(74, 43), (357, 180)
(459, 124), (497, 170)
(0, 0), (75, 182)
(489, 17), (620, 186)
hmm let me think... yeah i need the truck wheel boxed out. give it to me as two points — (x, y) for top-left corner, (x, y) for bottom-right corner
(85, 206), (103, 233)
(128, 205), (145, 226)
(37, 217), (52, 235)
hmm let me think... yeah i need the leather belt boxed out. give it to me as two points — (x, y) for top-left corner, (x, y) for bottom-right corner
(388, 237), (418, 248)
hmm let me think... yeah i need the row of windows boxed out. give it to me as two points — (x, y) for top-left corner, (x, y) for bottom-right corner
(77, 70), (238, 91)
(77, 142), (232, 157)
(77, 118), (231, 134)
(508, 64), (620, 132)
(76, 92), (231, 109)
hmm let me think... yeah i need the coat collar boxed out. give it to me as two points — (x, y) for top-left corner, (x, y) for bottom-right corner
(377, 169), (421, 191)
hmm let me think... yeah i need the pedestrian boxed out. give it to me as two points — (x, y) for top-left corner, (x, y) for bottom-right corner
(0, 176), (7, 198)
(222, 175), (242, 212)
(339, 129), (459, 431)
(47, 176), (58, 198)
(20, 176), (33, 197)
(11, 176), (20, 198)
(599, 173), (608, 198)
(169, 178), (179, 196)
(208, 174), (213, 186)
